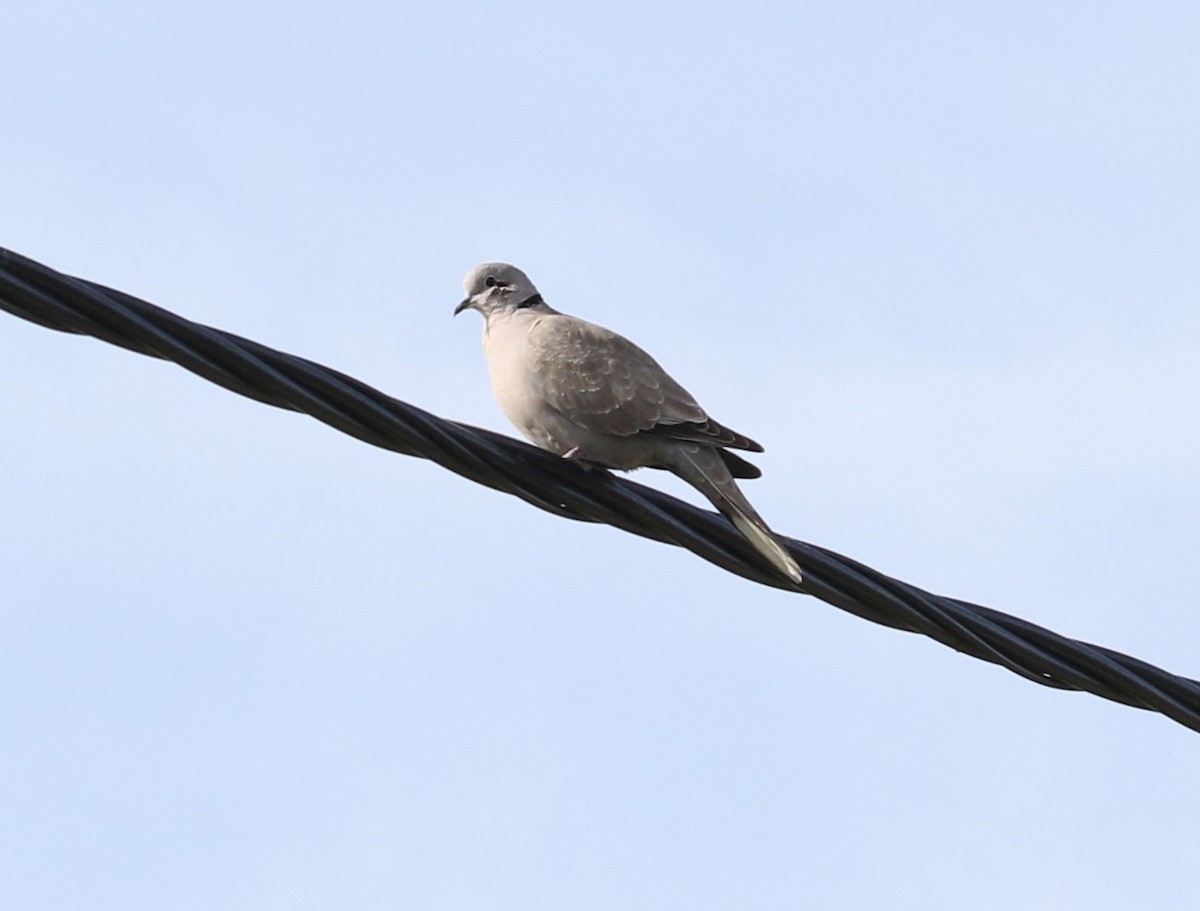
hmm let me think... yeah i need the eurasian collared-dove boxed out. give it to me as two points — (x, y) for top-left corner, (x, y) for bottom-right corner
(455, 262), (802, 585)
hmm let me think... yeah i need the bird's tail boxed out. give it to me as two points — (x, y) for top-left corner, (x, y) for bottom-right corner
(666, 445), (803, 586)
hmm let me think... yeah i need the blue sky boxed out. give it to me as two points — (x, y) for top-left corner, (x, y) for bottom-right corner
(2, 3), (1198, 908)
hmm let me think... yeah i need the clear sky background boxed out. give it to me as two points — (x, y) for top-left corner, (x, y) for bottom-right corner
(2, 3), (1198, 908)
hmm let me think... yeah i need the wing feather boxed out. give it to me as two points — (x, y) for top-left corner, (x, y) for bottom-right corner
(527, 315), (763, 454)
(529, 315), (703, 436)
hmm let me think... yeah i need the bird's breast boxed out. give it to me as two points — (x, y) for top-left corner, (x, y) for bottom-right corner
(483, 315), (563, 451)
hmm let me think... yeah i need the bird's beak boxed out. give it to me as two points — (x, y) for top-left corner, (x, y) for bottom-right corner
(453, 297), (472, 316)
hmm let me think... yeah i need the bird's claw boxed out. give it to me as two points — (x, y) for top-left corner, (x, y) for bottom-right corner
(562, 447), (602, 471)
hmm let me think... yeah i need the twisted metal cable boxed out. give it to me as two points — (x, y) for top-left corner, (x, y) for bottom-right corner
(2, 245), (1198, 734)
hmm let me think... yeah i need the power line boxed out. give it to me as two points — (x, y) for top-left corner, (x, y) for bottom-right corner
(2, 246), (1197, 733)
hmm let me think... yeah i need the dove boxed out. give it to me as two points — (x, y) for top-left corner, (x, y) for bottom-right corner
(454, 263), (802, 585)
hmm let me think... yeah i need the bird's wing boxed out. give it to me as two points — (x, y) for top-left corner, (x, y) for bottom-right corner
(642, 417), (764, 452)
(527, 315), (761, 451)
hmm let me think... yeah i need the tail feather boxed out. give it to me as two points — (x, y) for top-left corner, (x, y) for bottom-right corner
(667, 446), (803, 586)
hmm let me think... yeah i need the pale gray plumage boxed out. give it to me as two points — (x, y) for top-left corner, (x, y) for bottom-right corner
(454, 262), (802, 585)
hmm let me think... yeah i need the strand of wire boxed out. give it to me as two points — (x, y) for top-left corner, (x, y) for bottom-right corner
(2, 246), (1198, 734)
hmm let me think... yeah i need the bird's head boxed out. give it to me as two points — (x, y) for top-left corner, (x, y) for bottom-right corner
(454, 262), (544, 318)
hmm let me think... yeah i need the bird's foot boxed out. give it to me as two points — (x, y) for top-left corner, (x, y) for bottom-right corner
(562, 447), (602, 471)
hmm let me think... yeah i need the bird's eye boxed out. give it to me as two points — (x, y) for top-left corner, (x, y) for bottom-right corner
(485, 276), (498, 288)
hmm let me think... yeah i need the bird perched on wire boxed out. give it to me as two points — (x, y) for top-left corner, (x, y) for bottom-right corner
(454, 262), (802, 586)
